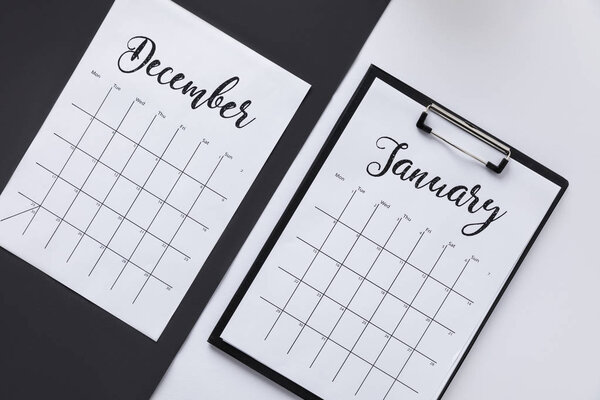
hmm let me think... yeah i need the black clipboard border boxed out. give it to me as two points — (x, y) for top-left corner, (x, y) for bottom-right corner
(209, 65), (569, 400)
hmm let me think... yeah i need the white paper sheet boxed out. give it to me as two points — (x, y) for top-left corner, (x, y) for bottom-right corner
(0, 0), (309, 340)
(221, 76), (559, 399)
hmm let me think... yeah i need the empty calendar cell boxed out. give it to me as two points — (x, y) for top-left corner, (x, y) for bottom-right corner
(411, 278), (449, 317)
(104, 177), (138, 215)
(368, 250), (403, 290)
(338, 200), (378, 235)
(303, 253), (339, 293)
(91, 250), (131, 291)
(87, 206), (121, 245)
(149, 205), (186, 242)
(288, 326), (323, 364)
(273, 242), (316, 279)
(64, 193), (100, 232)
(344, 236), (381, 277)
(121, 146), (159, 185)
(355, 366), (395, 400)
(127, 190), (162, 229)
(109, 220), (145, 258)
(310, 340), (348, 375)
(60, 150), (96, 188)
(348, 280), (385, 319)
(394, 308), (430, 348)
(188, 188), (225, 229)
(109, 255), (148, 296)
(396, 353), (436, 394)
(375, 336), (412, 378)
(332, 354), (370, 391)
(82, 163), (118, 201)
(389, 264), (426, 303)
(285, 283), (321, 322)
(371, 294), (408, 334)
(43, 179), (78, 217)
(101, 133), (136, 172)
(78, 120), (113, 159)
(321, 223), (359, 262)
(327, 266), (362, 306)
(330, 311), (365, 349)
(268, 313), (304, 354)
(434, 291), (472, 330)
(307, 296), (344, 336)
(353, 324), (388, 364)
(166, 173), (203, 213)
(117, 110), (153, 144)
(162, 131), (199, 171)
(130, 234), (165, 271)
(145, 160), (180, 200)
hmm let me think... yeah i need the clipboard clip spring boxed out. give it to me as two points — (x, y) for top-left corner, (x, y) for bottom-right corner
(416, 104), (511, 174)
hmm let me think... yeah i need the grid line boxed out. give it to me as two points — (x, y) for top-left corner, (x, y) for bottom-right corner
(17, 191), (172, 289)
(131, 154), (225, 304)
(44, 101), (135, 249)
(315, 205), (473, 304)
(264, 190), (357, 341)
(107, 125), (185, 288)
(34, 162), (191, 260)
(67, 114), (157, 261)
(288, 203), (379, 356)
(72, 103), (226, 200)
(259, 295), (418, 394)
(22, 88), (113, 235)
(357, 243), (447, 395)
(331, 219), (411, 381)
(52, 132), (209, 230)
(383, 259), (471, 399)
(296, 236), (455, 334)
(276, 266), (436, 364)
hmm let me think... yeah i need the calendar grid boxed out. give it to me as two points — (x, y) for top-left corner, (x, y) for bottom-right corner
(383, 258), (471, 399)
(68, 113), (158, 262)
(52, 132), (209, 230)
(315, 205), (473, 304)
(274, 266), (436, 364)
(93, 123), (184, 283)
(21, 87), (113, 236)
(3, 85), (232, 303)
(288, 203), (379, 356)
(72, 103), (227, 200)
(356, 244), (447, 395)
(43, 100), (135, 250)
(295, 237), (455, 334)
(33, 161), (191, 259)
(109, 139), (203, 289)
(16, 191), (173, 289)
(131, 152), (224, 303)
(257, 190), (479, 397)
(264, 190), (357, 341)
(331, 222), (420, 382)
(259, 295), (419, 394)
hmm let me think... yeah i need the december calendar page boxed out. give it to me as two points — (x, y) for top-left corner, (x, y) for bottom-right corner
(0, 0), (308, 340)
(215, 70), (563, 399)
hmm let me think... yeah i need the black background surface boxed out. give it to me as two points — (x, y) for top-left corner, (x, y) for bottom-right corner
(0, 0), (389, 399)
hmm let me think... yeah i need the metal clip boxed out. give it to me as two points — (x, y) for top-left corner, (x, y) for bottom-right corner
(416, 104), (511, 173)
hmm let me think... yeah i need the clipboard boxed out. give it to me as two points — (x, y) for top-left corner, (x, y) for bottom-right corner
(209, 65), (568, 400)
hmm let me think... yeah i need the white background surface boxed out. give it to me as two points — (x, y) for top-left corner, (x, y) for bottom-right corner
(153, 0), (600, 399)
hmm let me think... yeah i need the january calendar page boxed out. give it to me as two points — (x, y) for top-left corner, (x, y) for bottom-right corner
(212, 67), (565, 399)
(0, 0), (308, 340)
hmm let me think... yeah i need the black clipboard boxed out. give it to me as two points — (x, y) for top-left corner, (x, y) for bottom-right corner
(209, 65), (568, 400)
